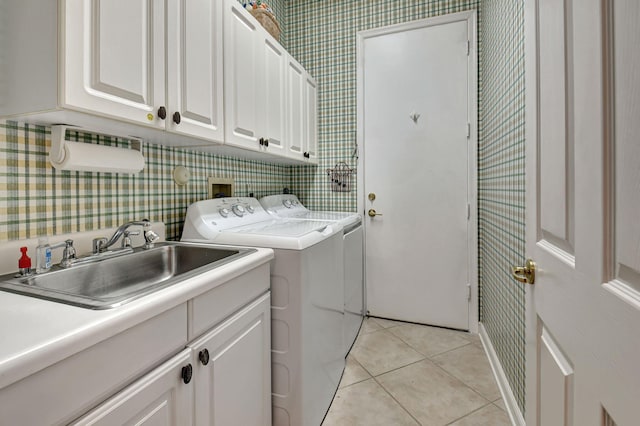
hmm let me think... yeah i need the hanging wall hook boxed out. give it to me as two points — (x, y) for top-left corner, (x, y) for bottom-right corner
(409, 111), (421, 123)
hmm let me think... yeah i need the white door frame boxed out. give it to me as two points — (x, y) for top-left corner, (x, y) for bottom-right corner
(356, 10), (478, 333)
(523, 1), (538, 424)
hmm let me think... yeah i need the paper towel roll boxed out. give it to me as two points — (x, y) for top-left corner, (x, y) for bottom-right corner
(50, 141), (145, 174)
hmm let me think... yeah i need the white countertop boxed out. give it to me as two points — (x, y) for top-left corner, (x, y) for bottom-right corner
(0, 246), (274, 390)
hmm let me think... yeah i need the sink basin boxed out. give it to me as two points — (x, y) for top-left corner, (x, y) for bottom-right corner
(0, 242), (254, 309)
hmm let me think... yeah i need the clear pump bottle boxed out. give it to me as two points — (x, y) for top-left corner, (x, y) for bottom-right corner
(36, 236), (52, 273)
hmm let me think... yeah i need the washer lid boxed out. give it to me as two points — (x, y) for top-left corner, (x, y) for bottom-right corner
(225, 218), (334, 237)
(259, 194), (361, 227)
(185, 219), (343, 250)
(286, 211), (361, 226)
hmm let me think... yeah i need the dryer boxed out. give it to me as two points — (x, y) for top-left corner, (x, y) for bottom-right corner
(259, 194), (364, 356)
(182, 197), (345, 426)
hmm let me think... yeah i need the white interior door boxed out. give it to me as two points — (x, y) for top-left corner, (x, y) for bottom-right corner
(358, 11), (477, 331)
(524, 1), (640, 425)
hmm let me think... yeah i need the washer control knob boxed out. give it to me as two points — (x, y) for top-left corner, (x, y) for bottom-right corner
(232, 204), (246, 217)
(246, 205), (255, 214)
(219, 208), (230, 218)
(283, 199), (293, 208)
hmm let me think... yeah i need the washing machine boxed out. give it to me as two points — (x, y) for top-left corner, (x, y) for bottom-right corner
(181, 197), (345, 426)
(259, 194), (364, 356)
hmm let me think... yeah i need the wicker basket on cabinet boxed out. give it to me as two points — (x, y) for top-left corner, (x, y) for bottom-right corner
(249, 8), (281, 41)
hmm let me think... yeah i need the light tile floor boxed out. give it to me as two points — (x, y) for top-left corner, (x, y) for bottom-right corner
(322, 317), (511, 426)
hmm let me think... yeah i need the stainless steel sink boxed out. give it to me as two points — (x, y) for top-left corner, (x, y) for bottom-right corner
(0, 242), (254, 309)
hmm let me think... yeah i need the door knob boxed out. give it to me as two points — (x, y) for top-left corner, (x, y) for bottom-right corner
(512, 259), (536, 284)
(368, 209), (382, 218)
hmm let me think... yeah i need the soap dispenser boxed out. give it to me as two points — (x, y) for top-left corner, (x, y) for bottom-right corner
(18, 247), (32, 276)
(36, 237), (52, 273)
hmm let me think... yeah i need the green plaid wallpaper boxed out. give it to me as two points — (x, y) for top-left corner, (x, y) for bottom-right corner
(478, 0), (526, 414)
(0, 120), (291, 242)
(286, 0), (480, 211)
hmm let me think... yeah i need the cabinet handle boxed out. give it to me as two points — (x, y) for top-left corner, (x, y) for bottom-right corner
(303, 152), (310, 158)
(264, 138), (269, 147)
(157, 106), (167, 120)
(181, 363), (193, 384)
(173, 111), (181, 124)
(198, 349), (210, 366)
(259, 137), (264, 146)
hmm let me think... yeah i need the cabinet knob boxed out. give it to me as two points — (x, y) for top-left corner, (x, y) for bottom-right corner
(181, 363), (193, 384)
(259, 137), (264, 146)
(303, 152), (310, 158)
(157, 106), (167, 120)
(264, 138), (269, 147)
(198, 349), (210, 366)
(173, 111), (181, 125)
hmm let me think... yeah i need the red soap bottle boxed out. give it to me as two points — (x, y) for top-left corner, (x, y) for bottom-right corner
(19, 247), (32, 276)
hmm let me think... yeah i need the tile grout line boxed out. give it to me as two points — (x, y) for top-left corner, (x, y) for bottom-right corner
(371, 375), (423, 426)
(444, 400), (499, 426)
(336, 319), (508, 425)
(355, 327), (495, 412)
(428, 344), (503, 403)
(427, 356), (496, 405)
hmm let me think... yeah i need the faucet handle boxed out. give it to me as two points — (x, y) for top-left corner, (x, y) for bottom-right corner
(143, 229), (160, 249)
(122, 230), (140, 248)
(93, 237), (108, 254)
(60, 240), (76, 268)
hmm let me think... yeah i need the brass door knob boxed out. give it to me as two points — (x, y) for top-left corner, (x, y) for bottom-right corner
(512, 259), (536, 284)
(368, 209), (382, 218)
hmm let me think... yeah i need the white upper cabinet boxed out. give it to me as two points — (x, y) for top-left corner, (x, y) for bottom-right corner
(166, 0), (225, 141)
(259, 38), (287, 156)
(223, 0), (287, 157)
(63, 0), (166, 128)
(1, 0), (317, 163)
(64, 0), (224, 141)
(287, 57), (318, 163)
(304, 73), (319, 161)
(287, 58), (305, 158)
(224, 0), (261, 150)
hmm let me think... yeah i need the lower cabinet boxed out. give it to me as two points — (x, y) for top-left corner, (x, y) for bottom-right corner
(71, 293), (271, 425)
(191, 292), (271, 426)
(71, 349), (194, 425)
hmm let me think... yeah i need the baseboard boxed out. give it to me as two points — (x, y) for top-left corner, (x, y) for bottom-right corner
(478, 323), (526, 426)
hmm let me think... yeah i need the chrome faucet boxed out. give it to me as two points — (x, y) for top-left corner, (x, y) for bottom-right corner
(93, 220), (160, 253)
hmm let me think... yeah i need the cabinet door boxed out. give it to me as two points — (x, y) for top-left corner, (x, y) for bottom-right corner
(71, 349), (193, 426)
(260, 37), (287, 156)
(63, 0), (166, 127)
(223, 0), (262, 150)
(286, 58), (306, 158)
(304, 74), (319, 162)
(167, 0), (224, 142)
(191, 293), (271, 426)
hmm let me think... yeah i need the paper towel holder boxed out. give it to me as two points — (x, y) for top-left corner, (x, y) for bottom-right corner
(50, 125), (144, 174)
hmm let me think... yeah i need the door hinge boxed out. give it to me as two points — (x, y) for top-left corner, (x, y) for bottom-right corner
(466, 40), (470, 56)
(467, 283), (471, 301)
(467, 203), (471, 220)
(466, 122), (471, 138)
